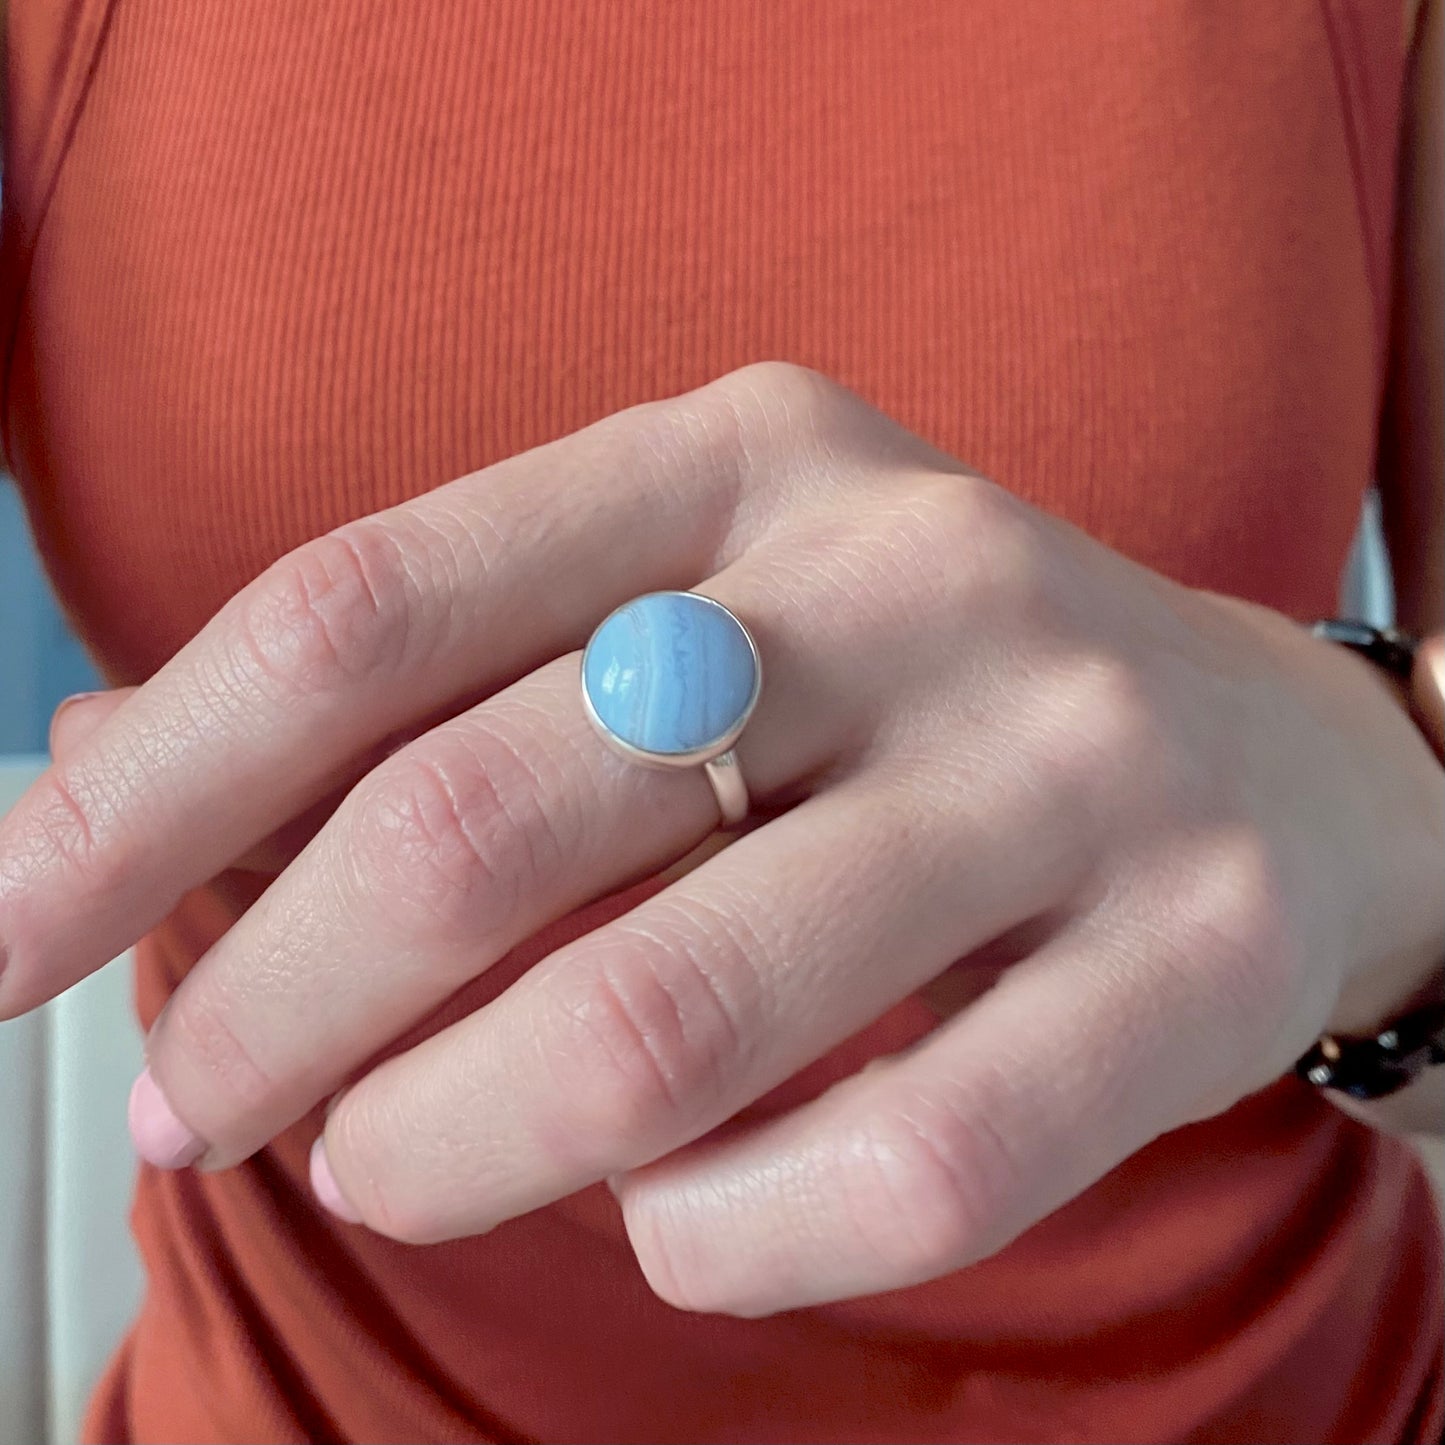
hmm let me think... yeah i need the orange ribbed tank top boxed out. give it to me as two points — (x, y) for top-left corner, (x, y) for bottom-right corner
(3, 2), (1441, 1440)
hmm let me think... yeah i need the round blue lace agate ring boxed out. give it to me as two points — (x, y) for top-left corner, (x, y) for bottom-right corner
(581, 590), (761, 823)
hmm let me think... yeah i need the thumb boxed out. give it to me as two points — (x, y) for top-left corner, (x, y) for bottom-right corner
(48, 687), (135, 762)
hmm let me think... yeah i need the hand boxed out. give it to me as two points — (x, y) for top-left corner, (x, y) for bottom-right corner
(3, 364), (1442, 1315)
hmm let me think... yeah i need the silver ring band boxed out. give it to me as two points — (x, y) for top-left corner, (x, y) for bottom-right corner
(703, 749), (749, 827)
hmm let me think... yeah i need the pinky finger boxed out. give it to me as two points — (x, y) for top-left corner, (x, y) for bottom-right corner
(613, 884), (1293, 1317)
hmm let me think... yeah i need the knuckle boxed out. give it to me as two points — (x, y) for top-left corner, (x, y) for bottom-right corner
(621, 1196), (732, 1316)
(585, 389), (748, 546)
(350, 729), (560, 939)
(844, 1094), (1016, 1282)
(24, 765), (108, 881)
(1036, 653), (1163, 809)
(160, 983), (275, 1117)
(889, 473), (1047, 614)
(545, 922), (755, 1162)
(711, 360), (848, 423)
(620, 1209), (695, 1312)
(324, 1106), (444, 1246)
(554, 960), (696, 1148)
(231, 522), (414, 698)
(700, 363), (854, 469)
(1126, 834), (1299, 1111)
(1189, 835), (1298, 1030)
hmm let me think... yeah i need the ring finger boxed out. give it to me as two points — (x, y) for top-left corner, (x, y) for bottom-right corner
(311, 764), (1080, 1246)
(138, 568), (865, 1170)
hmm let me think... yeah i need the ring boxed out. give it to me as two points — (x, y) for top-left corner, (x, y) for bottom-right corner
(580, 590), (761, 826)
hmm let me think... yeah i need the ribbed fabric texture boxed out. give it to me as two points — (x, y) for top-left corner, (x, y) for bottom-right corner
(2, 2), (1441, 1441)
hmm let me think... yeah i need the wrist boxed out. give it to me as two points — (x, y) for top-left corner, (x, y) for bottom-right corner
(1323, 626), (1445, 1036)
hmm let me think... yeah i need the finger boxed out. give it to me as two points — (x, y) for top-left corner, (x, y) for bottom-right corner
(48, 688), (320, 876)
(135, 548), (875, 1168)
(608, 849), (1295, 1315)
(0, 367), (839, 1015)
(312, 770), (1081, 1245)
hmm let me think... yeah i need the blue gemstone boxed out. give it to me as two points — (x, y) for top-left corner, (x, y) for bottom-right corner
(582, 592), (759, 757)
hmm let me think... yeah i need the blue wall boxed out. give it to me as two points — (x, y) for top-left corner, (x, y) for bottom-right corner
(0, 481), (100, 754)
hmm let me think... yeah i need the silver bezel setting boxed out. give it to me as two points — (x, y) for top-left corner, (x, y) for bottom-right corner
(579, 590), (762, 769)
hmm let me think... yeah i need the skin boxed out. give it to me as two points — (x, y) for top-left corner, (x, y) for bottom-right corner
(0, 5), (1440, 1317)
(0, 353), (1440, 1316)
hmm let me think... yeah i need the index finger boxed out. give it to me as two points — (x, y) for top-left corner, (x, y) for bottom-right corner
(0, 374), (787, 1017)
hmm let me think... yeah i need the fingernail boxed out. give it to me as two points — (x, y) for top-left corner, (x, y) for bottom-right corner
(310, 1136), (363, 1223)
(47, 691), (103, 757)
(128, 1068), (206, 1169)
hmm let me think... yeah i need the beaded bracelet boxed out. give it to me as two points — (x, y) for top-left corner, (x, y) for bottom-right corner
(1295, 1002), (1445, 1100)
(1291, 621), (1445, 1101)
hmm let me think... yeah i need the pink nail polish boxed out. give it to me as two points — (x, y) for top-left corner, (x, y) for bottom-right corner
(310, 1137), (363, 1223)
(128, 1068), (206, 1169)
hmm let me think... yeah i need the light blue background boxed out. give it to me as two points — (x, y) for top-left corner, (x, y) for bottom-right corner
(1, 481), (100, 753)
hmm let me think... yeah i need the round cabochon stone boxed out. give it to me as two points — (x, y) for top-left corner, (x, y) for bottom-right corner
(582, 591), (759, 757)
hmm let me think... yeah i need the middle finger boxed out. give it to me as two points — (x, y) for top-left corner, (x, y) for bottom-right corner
(138, 574), (855, 1170)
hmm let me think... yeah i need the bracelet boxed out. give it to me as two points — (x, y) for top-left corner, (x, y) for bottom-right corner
(1309, 618), (1417, 680)
(1292, 620), (1445, 1100)
(1295, 1003), (1445, 1100)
